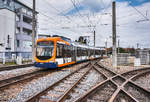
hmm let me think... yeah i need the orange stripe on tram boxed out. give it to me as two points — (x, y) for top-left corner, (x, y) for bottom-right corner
(58, 61), (75, 67)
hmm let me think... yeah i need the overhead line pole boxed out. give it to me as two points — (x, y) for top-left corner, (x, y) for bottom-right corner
(118, 39), (120, 53)
(94, 30), (96, 57)
(32, 0), (36, 62)
(105, 39), (107, 56)
(94, 30), (96, 47)
(112, 1), (117, 67)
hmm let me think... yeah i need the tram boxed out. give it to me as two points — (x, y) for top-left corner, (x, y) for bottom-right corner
(34, 36), (104, 68)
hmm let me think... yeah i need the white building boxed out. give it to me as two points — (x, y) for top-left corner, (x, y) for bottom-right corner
(0, 9), (15, 52)
(0, 0), (37, 60)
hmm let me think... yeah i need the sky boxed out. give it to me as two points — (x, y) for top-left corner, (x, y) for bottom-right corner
(20, 0), (150, 48)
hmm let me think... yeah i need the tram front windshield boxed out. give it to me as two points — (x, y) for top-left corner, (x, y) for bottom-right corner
(36, 41), (54, 60)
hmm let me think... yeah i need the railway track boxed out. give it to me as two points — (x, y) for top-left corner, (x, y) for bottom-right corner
(0, 62), (90, 90)
(0, 68), (56, 102)
(1, 59), (150, 102)
(74, 62), (150, 102)
(59, 66), (107, 102)
(132, 70), (150, 91)
(0, 68), (53, 89)
(23, 61), (106, 102)
(0, 64), (33, 72)
(0, 62), (90, 101)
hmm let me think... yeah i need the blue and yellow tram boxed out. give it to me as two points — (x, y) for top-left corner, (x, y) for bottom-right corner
(34, 36), (104, 68)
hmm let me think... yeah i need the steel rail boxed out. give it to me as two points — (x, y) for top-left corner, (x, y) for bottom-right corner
(0, 64), (33, 72)
(74, 62), (150, 102)
(74, 63), (118, 102)
(0, 69), (47, 89)
(26, 63), (90, 102)
(120, 89), (139, 102)
(95, 63), (117, 75)
(107, 64), (150, 102)
(74, 79), (110, 102)
(94, 65), (118, 78)
(57, 63), (110, 102)
(93, 66), (108, 79)
(0, 62), (90, 90)
(57, 66), (92, 102)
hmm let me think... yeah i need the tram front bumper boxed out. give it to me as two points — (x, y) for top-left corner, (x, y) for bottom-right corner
(34, 62), (58, 68)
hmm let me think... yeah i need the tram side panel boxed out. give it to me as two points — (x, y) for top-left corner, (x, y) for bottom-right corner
(55, 44), (76, 67)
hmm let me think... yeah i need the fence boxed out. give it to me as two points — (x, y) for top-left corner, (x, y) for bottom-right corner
(117, 53), (130, 66)
(136, 50), (149, 65)
(0, 52), (32, 63)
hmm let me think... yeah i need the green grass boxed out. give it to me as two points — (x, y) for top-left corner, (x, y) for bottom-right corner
(22, 60), (32, 64)
(0, 60), (32, 65)
(129, 63), (134, 66)
(0, 62), (16, 65)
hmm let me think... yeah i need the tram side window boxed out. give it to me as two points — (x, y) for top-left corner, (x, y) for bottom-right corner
(98, 50), (101, 55)
(77, 47), (81, 57)
(77, 47), (79, 56)
(85, 48), (88, 56)
(67, 45), (72, 57)
(72, 47), (75, 57)
(82, 48), (85, 56)
(70, 46), (73, 57)
(56, 44), (63, 58)
(90, 49), (94, 56)
(87, 49), (90, 56)
(69, 46), (73, 57)
(95, 50), (99, 55)
(82, 48), (87, 56)
(63, 45), (66, 57)
(63, 45), (72, 58)
(81, 48), (83, 56)
(90, 49), (92, 56)
(63, 45), (67, 57)
(102, 50), (105, 55)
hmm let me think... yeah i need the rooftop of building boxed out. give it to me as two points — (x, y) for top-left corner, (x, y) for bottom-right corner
(15, 0), (38, 13)
(0, 0), (38, 13)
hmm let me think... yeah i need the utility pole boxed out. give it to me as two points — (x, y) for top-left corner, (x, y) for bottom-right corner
(94, 30), (96, 47)
(105, 39), (107, 56)
(137, 43), (139, 49)
(118, 39), (120, 53)
(112, 1), (117, 67)
(32, 0), (36, 62)
(94, 30), (96, 57)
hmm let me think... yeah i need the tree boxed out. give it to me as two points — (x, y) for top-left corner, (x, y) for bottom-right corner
(77, 36), (88, 44)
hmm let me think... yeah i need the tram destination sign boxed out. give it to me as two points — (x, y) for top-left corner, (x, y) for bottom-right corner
(37, 41), (54, 46)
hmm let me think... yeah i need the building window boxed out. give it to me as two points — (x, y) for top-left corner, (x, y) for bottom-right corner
(17, 40), (20, 47)
(1, 0), (14, 10)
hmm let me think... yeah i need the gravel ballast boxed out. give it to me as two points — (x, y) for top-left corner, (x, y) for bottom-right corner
(65, 68), (106, 102)
(9, 63), (87, 102)
(0, 67), (40, 80)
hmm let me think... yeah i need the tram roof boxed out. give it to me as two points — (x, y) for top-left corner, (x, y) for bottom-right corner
(37, 37), (102, 50)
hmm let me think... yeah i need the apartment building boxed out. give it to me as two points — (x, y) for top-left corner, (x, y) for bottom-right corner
(0, 0), (37, 59)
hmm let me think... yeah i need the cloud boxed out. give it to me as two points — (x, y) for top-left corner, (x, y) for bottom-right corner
(65, 0), (112, 15)
(19, 0), (150, 48)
